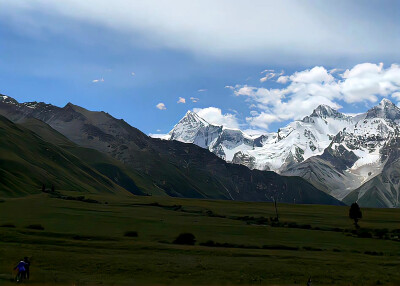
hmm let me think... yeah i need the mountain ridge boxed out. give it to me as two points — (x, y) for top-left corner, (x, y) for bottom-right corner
(164, 98), (400, 207)
(0, 94), (342, 205)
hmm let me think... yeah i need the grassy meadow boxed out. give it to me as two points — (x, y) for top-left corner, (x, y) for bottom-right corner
(0, 192), (400, 285)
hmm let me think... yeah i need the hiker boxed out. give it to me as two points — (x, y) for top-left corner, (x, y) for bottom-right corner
(23, 257), (30, 280)
(307, 276), (312, 286)
(14, 259), (27, 283)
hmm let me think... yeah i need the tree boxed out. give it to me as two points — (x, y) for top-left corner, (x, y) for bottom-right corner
(41, 184), (46, 192)
(51, 185), (55, 192)
(349, 202), (362, 228)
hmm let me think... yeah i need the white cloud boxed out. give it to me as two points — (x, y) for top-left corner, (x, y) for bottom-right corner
(3, 1), (398, 63)
(276, 76), (289, 84)
(156, 102), (166, 110)
(232, 63), (400, 130)
(177, 97), (186, 104)
(260, 72), (276, 83)
(131, 72), (135, 76)
(193, 107), (240, 129)
(198, 89), (207, 92)
(392, 92), (400, 101)
(149, 133), (170, 140)
(340, 63), (400, 103)
(290, 66), (334, 83)
(190, 97), (199, 103)
(92, 78), (104, 83)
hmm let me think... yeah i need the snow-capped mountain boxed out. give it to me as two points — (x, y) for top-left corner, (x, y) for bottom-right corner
(166, 99), (400, 207)
(167, 110), (268, 162)
(167, 105), (357, 171)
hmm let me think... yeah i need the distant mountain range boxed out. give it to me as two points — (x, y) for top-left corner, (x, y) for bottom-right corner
(0, 94), (342, 206)
(163, 99), (400, 208)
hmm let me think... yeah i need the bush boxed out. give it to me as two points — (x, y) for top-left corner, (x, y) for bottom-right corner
(173, 233), (196, 245)
(374, 228), (389, 238)
(199, 240), (259, 249)
(262, 245), (299, 251)
(124, 231), (138, 237)
(0, 223), (15, 228)
(303, 246), (323, 251)
(357, 229), (373, 238)
(25, 224), (44, 230)
(0, 199), (5, 203)
(364, 251), (383, 256)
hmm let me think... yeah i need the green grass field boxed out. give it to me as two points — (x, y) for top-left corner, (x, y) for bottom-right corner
(0, 193), (400, 285)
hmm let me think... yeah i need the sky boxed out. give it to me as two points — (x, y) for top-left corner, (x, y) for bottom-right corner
(1, 0), (400, 135)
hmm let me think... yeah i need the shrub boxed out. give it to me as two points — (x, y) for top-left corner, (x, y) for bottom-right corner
(303, 246), (323, 251)
(0, 223), (15, 228)
(357, 229), (373, 238)
(25, 224), (44, 230)
(262, 245), (299, 251)
(0, 199), (5, 203)
(364, 251), (383, 256)
(287, 222), (299, 228)
(173, 233), (196, 245)
(374, 228), (389, 238)
(199, 240), (260, 249)
(124, 231), (138, 237)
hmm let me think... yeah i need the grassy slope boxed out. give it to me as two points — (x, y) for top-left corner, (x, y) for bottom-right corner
(0, 193), (399, 285)
(0, 116), (131, 197)
(19, 117), (159, 195)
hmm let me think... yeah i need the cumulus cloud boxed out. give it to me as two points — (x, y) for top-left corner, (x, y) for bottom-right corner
(177, 97), (186, 104)
(232, 63), (400, 130)
(193, 107), (240, 129)
(156, 102), (166, 110)
(340, 63), (400, 103)
(276, 76), (289, 84)
(92, 78), (104, 83)
(190, 97), (199, 103)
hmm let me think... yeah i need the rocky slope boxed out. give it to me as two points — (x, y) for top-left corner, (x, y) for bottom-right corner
(0, 94), (342, 205)
(166, 99), (400, 207)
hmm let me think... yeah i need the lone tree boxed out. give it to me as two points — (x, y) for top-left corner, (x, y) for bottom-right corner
(349, 202), (362, 228)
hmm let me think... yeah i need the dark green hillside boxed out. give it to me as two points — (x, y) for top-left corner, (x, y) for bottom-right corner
(18, 117), (157, 196)
(0, 115), (131, 197)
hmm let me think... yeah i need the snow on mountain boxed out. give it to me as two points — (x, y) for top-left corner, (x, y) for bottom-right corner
(167, 105), (356, 171)
(283, 99), (400, 206)
(166, 99), (400, 207)
(167, 110), (268, 161)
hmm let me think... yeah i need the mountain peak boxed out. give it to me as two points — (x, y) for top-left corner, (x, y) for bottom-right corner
(181, 110), (209, 126)
(379, 98), (395, 107)
(366, 98), (400, 121)
(0, 94), (18, 105)
(309, 104), (344, 119)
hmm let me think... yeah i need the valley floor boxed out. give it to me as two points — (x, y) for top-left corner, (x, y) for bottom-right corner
(0, 193), (400, 285)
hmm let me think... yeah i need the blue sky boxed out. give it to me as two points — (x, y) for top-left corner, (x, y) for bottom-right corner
(1, 0), (399, 135)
